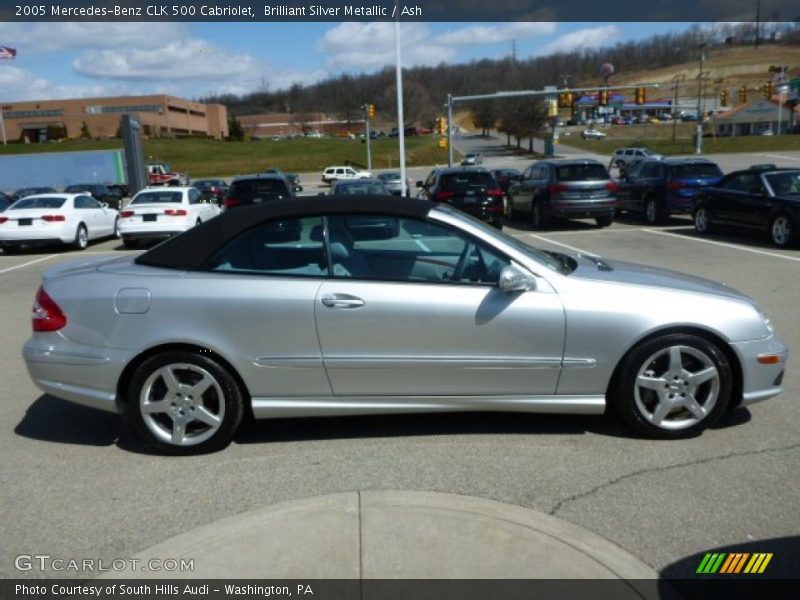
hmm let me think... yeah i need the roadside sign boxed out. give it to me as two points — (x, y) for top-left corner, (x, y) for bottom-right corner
(438, 137), (448, 149)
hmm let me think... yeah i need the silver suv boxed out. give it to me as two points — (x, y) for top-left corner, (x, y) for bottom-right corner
(611, 147), (662, 171)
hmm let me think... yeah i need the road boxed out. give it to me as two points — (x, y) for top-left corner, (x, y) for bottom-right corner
(1, 139), (799, 580)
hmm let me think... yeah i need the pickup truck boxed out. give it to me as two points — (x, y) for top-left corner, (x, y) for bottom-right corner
(148, 162), (188, 187)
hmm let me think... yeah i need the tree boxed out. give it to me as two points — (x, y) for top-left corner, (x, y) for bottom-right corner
(79, 121), (91, 139)
(472, 101), (497, 136)
(497, 98), (548, 152)
(381, 79), (436, 126)
(227, 116), (244, 141)
(289, 112), (317, 136)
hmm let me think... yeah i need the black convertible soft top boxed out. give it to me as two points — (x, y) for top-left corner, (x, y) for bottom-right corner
(136, 194), (436, 270)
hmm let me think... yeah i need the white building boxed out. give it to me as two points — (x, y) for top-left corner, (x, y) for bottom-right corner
(715, 99), (795, 136)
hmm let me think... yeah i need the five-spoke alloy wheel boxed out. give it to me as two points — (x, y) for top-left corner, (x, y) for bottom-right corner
(610, 333), (732, 438)
(126, 351), (244, 454)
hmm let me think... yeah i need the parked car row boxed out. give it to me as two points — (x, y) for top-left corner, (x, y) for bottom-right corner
(0, 184), (126, 210)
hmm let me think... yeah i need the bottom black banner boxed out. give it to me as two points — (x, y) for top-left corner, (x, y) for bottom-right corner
(4, 579), (800, 600)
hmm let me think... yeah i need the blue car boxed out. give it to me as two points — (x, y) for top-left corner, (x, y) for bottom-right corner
(617, 158), (723, 224)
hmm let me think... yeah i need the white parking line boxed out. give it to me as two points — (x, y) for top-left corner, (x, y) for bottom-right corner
(755, 153), (800, 163)
(0, 254), (58, 274)
(523, 233), (599, 257)
(537, 225), (688, 236)
(643, 229), (800, 263)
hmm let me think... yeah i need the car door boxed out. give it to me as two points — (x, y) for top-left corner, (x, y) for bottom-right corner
(628, 161), (658, 211)
(314, 214), (566, 397)
(617, 161), (644, 210)
(74, 195), (106, 238)
(712, 174), (768, 229)
(512, 165), (536, 211)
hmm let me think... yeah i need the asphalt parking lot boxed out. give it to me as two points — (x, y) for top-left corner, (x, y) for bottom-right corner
(1, 204), (798, 580)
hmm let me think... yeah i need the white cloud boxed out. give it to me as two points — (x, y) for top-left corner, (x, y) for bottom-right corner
(537, 26), (622, 55)
(0, 64), (121, 101)
(437, 22), (556, 45)
(318, 23), (457, 70)
(0, 22), (186, 52)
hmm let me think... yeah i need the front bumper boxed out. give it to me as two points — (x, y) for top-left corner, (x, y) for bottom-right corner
(730, 334), (789, 406)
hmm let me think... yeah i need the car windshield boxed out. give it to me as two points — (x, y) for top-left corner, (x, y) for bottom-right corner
(378, 172), (400, 181)
(765, 171), (800, 196)
(231, 179), (289, 197)
(131, 191), (184, 204)
(335, 182), (389, 195)
(194, 180), (218, 187)
(441, 172), (495, 189)
(11, 197), (66, 209)
(671, 163), (723, 178)
(494, 170), (519, 177)
(555, 164), (609, 181)
(434, 207), (568, 275)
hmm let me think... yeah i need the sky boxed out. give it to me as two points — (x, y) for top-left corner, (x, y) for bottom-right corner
(0, 21), (697, 103)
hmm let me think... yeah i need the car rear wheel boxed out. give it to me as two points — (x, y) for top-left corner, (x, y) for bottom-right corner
(595, 215), (613, 228)
(770, 213), (797, 248)
(609, 333), (732, 439)
(694, 205), (713, 234)
(72, 224), (88, 251)
(531, 203), (550, 230)
(113, 217), (120, 239)
(126, 351), (244, 455)
(644, 197), (664, 225)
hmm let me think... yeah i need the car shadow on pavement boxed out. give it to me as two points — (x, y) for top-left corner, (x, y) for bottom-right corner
(233, 411), (638, 446)
(14, 394), (121, 447)
(504, 217), (609, 233)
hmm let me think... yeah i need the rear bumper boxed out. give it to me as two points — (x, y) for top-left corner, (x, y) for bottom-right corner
(0, 223), (74, 244)
(546, 200), (619, 219)
(121, 230), (182, 241)
(23, 334), (131, 414)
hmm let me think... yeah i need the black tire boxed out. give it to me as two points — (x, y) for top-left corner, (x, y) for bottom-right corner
(595, 215), (613, 228)
(609, 333), (732, 439)
(72, 224), (88, 251)
(505, 195), (518, 221)
(531, 203), (550, 230)
(3, 245), (20, 254)
(123, 238), (139, 249)
(644, 196), (664, 225)
(693, 205), (713, 235)
(769, 213), (798, 248)
(125, 350), (245, 455)
(113, 217), (120, 239)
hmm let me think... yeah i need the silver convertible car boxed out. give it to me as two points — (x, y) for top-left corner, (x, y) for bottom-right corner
(24, 196), (788, 454)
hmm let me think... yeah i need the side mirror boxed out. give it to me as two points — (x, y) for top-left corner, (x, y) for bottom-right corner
(498, 265), (536, 293)
(416, 181), (424, 188)
(100, 202), (109, 208)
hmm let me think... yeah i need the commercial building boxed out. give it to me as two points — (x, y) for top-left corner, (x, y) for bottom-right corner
(0, 95), (228, 142)
(714, 98), (796, 136)
(237, 113), (364, 138)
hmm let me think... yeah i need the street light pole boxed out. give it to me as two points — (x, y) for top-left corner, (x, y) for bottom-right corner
(394, 14), (407, 196)
(695, 44), (706, 155)
(446, 93), (453, 167)
(672, 74), (685, 143)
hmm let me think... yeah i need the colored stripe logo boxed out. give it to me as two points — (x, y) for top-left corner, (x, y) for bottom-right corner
(696, 552), (773, 574)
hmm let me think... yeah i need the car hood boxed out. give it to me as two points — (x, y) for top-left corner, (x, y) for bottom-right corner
(569, 254), (752, 303)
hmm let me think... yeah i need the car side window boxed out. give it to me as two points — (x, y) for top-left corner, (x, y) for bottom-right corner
(206, 217), (326, 277)
(188, 189), (200, 204)
(327, 215), (511, 285)
(74, 195), (95, 209)
(521, 166), (534, 180)
(721, 174), (761, 193)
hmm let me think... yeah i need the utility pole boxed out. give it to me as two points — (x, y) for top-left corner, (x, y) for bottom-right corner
(362, 104), (372, 171)
(672, 74), (685, 142)
(755, 0), (761, 48)
(695, 43), (707, 155)
(511, 40), (517, 62)
(447, 93), (453, 167)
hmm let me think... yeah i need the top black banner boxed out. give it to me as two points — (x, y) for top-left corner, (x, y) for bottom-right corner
(1, 0), (799, 22)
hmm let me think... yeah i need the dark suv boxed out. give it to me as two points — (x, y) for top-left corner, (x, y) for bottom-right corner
(506, 160), (619, 229)
(223, 175), (294, 210)
(617, 158), (723, 224)
(415, 167), (504, 229)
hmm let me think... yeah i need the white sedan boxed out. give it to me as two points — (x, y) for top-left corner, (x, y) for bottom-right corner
(119, 187), (220, 248)
(0, 193), (119, 253)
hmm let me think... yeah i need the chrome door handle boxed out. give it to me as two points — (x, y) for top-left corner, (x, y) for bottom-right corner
(321, 294), (365, 309)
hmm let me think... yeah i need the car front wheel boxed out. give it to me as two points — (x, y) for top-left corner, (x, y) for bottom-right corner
(609, 333), (732, 439)
(770, 213), (797, 248)
(694, 205), (712, 234)
(126, 351), (245, 455)
(72, 224), (88, 250)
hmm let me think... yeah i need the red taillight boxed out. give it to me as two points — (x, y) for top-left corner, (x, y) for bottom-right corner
(32, 286), (67, 332)
(548, 183), (570, 194)
(666, 180), (686, 190)
(0, 217), (7, 224)
(163, 209), (188, 216)
(224, 198), (242, 208)
(605, 182), (620, 193)
(120, 210), (135, 218)
(41, 215), (66, 222)
(434, 190), (455, 201)
(486, 204), (504, 213)
(487, 188), (504, 197)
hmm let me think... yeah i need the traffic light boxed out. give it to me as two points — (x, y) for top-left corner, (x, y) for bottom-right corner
(435, 116), (447, 135)
(763, 81), (773, 99)
(565, 92), (574, 107)
(635, 87), (646, 105)
(599, 89), (609, 106)
(368, 104), (376, 118)
(558, 94), (567, 108)
(738, 86), (747, 103)
(719, 90), (728, 106)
